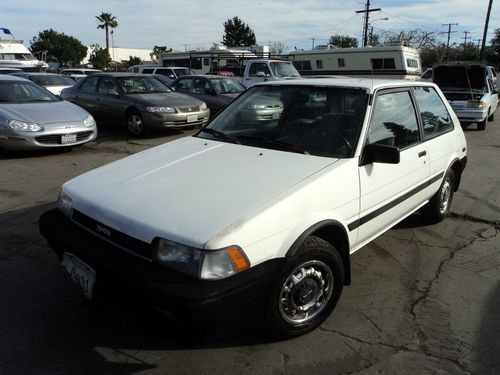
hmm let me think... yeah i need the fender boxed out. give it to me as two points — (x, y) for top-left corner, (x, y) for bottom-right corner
(286, 219), (351, 285)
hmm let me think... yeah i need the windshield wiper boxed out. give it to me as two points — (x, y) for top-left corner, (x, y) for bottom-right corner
(236, 135), (309, 155)
(199, 128), (241, 144)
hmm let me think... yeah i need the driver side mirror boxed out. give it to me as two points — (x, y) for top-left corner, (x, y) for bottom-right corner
(361, 143), (400, 166)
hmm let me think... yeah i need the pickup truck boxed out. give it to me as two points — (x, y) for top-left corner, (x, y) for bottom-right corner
(236, 59), (302, 87)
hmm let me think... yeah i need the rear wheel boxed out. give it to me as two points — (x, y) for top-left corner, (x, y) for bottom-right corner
(266, 236), (344, 338)
(421, 169), (455, 224)
(127, 111), (148, 137)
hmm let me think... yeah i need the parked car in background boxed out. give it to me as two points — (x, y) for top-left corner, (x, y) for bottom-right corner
(433, 62), (498, 130)
(0, 75), (96, 151)
(421, 67), (433, 81)
(129, 65), (193, 82)
(170, 75), (245, 116)
(60, 68), (101, 83)
(61, 73), (210, 136)
(40, 78), (467, 337)
(236, 59), (302, 88)
(10, 72), (74, 97)
(63, 74), (87, 83)
(0, 67), (22, 75)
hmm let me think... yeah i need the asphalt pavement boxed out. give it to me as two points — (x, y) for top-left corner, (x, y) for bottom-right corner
(0, 120), (499, 375)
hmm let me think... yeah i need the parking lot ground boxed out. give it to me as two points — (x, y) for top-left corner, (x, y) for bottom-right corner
(1, 120), (499, 375)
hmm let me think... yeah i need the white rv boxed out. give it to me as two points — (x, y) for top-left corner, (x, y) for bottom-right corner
(0, 39), (48, 72)
(288, 44), (421, 80)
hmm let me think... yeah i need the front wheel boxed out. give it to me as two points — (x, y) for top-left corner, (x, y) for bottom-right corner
(488, 110), (495, 122)
(478, 117), (487, 130)
(127, 111), (148, 137)
(266, 236), (344, 338)
(421, 169), (455, 224)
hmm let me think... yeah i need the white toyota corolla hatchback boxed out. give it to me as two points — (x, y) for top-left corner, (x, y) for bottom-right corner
(40, 78), (467, 338)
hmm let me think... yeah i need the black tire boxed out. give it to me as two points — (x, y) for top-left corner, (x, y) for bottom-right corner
(478, 118), (487, 130)
(265, 236), (344, 338)
(488, 110), (495, 122)
(421, 169), (455, 224)
(126, 111), (148, 137)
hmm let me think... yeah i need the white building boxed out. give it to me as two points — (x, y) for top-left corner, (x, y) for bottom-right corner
(82, 46), (154, 65)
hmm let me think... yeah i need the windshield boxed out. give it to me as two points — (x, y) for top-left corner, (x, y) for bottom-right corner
(31, 75), (74, 86)
(209, 78), (245, 94)
(0, 81), (59, 103)
(197, 85), (368, 158)
(174, 68), (192, 77)
(270, 62), (300, 78)
(117, 76), (171, 94)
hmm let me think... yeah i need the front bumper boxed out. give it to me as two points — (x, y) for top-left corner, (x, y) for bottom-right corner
(143, 108), (210, 129)
(0, 128), (97, 151)
(452, 108), (488, 123)
(39, 209), (284, 327)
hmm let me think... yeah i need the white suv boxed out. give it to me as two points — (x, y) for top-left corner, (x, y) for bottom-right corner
(40, 78), (467, 338)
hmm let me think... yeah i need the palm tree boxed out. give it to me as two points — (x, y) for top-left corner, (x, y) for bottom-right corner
(96, 12), (118, 51)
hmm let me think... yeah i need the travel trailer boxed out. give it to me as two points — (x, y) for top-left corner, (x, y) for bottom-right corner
(288, 44), (421, 80)
(0, 39), (48, 72)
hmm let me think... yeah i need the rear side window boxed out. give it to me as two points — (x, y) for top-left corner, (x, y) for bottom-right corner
(412, 87), (453, 140)
(371, 58), (396, 70)
(142, 68), (154, 74)
(368, 91), (420, 149)
(79, 76), (99, 92)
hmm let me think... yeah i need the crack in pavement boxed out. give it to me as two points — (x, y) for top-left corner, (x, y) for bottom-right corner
(449, 212), (500, 230)
(319, 327), (476, 374)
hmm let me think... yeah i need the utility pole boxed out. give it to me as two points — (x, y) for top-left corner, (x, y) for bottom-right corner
(480, 0), (493, 60)
(356, 0), (381, 47)
(310, 37), (316, 49)
(442, 22), (458, 61)
(475, 38), (482, 50)
(462, 31), (470, 47)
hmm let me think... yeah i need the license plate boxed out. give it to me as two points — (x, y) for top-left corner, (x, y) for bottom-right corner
(61, 252), (96, 299)
(61, 134), (77, 144)
(186, 114), (198, 123)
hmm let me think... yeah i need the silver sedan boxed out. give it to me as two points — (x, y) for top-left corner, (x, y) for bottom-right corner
(0, 75), (97, 151)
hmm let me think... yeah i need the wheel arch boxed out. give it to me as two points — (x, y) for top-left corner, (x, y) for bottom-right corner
(285, 220), (351, 285)
(449, 156), (465, 192)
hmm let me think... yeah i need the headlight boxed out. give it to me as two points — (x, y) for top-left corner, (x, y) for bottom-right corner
(467, 101), (488, 109)
(8, 120), (42, 132)
(200, 102), (207, 110)
(83, 115), (96, 127)
(154, 239), (250, 279)
(146, 106), (176, 113)
(57, 189), (73, 217)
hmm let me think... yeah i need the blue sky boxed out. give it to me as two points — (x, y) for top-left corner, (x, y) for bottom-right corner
(1, 0), (499, 52)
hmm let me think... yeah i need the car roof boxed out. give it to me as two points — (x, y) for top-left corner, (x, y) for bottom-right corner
(90, 72), (152, 77)
(0, 74), (30, 82)
(261, 78), (439, 92)
(61, 68), (101, 72)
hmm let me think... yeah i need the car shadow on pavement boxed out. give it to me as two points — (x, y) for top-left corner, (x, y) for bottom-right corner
(0, 203), (275, 375)
(474, 283), (500, 374)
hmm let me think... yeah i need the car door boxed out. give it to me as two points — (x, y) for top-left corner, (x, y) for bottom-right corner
(412, 86), (459, 198)
(73, 76), (100, 116)
(96, 77), (125, 122)
(356, 88), (430, 245)
(244, 62), (271, 87)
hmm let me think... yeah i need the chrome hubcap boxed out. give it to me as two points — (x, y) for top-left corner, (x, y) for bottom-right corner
(128, 114), (143, 135)
(439, 178), (452, 215)
(279, 260), (333, 324)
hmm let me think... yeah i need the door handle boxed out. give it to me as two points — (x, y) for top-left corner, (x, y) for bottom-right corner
(418, 150), (427, 157)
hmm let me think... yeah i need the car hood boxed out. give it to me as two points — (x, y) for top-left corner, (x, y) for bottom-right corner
(65, 136), (338, 248)
(127, 92), (204, 107)
(0, 101), (89, 124)
(433, 65), (486, 91)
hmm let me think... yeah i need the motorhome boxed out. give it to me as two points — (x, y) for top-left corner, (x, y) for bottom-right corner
(288, 44), (421, 80)
(159, 45), (277, 76)
(0, 39), (48, 72)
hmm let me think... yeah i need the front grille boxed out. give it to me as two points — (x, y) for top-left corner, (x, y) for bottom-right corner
(72, 209), (153, 260)
(177, 106), (201, 113)
(36, 131), (93, 144)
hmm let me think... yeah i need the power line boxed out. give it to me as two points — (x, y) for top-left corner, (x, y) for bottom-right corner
(356, 0), (382, 46)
